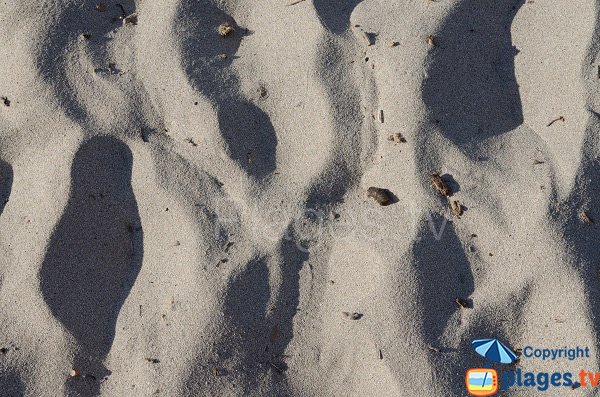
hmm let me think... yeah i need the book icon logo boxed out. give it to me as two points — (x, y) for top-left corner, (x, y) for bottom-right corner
(465, 368), (498, 396)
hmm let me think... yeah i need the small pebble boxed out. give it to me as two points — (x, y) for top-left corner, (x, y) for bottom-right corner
(343, 312), (363, 320)
(367, 187), (393, 206)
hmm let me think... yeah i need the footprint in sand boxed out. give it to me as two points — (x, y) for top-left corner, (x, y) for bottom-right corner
(39, 136), (143, 395)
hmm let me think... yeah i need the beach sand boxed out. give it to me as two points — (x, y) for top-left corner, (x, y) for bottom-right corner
(0, 0), (599, 395)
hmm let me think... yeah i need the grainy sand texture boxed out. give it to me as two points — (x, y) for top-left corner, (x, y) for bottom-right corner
(1, 0), (599, 396)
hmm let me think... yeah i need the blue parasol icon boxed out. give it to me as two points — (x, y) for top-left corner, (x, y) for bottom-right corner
(472, 338), (517, 364)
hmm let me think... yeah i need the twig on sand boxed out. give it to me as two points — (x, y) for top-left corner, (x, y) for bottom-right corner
(580, 211), (594, 225)
(287, 0), (307, 5)
(546, 116), (564, 127)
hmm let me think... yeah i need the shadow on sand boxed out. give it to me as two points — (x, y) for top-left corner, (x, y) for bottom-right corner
(422, 0), (525, 146)
(39, 136), (143, 396)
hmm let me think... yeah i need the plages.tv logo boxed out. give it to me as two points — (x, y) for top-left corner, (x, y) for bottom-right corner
(466, 338), (595, 394)
(465, 338), (517, 396)
(465, 368), (498, 396)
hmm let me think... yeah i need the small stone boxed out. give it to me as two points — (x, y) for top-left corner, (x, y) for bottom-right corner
(367, 187), (393, 206)
(70, 369), (80, 377)
(343, 312), (363, 320)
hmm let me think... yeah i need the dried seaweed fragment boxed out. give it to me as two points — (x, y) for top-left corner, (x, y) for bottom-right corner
(431, 173), (451, 196)
(450, 200), (462, 218)
(388, 133), (406, 143)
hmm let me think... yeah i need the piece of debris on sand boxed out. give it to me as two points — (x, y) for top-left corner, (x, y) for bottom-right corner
(1, 96), (10, 107)
(455, 297), (471, 309)
(427, 35), (437, 47)
(123, 13), (138, 25)
(218, 22), (234, 37)
(450, 200), (462, 218)
(580, 211), (594, 225)
(343, 312), (363, 320)
(431, 173), (451, 196)
(367, 187), (393, 206)
(387, 133), (406, 143)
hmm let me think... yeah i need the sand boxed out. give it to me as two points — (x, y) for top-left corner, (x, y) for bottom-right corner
(0, 0), (599, 395)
